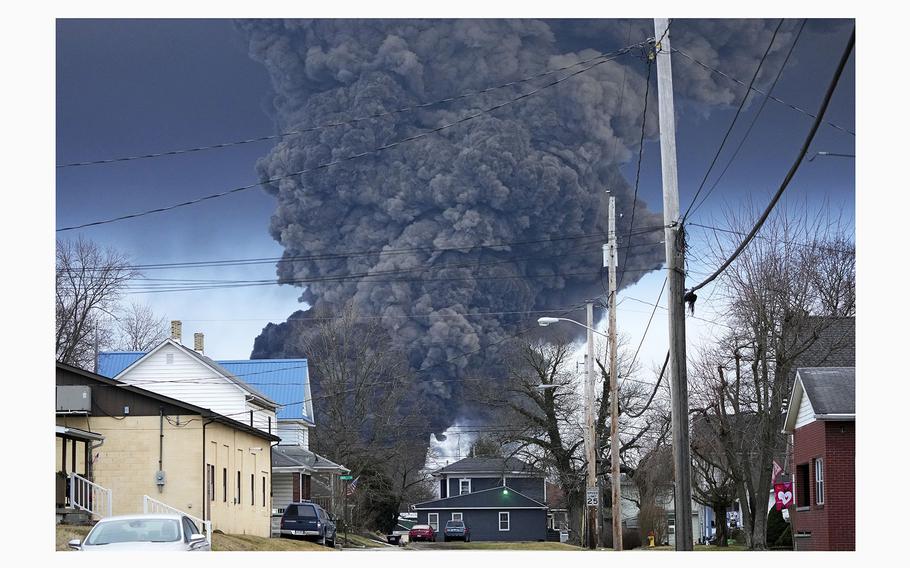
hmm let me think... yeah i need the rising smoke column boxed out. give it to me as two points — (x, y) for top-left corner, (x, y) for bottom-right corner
(239, 19), (676, 428)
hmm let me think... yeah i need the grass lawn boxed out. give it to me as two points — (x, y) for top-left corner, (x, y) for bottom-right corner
(642, 544), (750, 551)
(213, 533), (331, 551)
(56, 525), (92, 551)
(411, 541), (583, 551)
(340, 533), (390, 548)
(56, 524), (331, 551)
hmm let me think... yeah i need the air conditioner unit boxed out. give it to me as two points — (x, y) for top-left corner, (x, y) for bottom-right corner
(56, 386), (91, 413)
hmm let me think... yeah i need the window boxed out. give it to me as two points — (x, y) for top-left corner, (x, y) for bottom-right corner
(207, 465), (215, 502)
(262, 476), (267, 507)
(428, 513), (439, 531)
(251, 474), (255, 505)
(796, 463), (810, 508)
(222, 468), (227, 503)
(815, 458), (825, 505)
(237, 471), (241, 505)
(452, 512), (462, 522)
(499, 512), (510, 531)
(182, 516), (199, 542)
(459, 478), (471, 495)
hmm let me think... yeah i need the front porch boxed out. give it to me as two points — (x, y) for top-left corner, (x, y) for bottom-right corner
(55, 425), (111, 523)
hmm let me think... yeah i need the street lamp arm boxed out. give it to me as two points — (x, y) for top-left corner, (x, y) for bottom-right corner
(537, 317), (610, 339)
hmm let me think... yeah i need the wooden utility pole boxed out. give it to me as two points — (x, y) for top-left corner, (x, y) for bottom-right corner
(585, 301), (598, 549)
(653, 17), (694, 551)
(607, 196), (622, 550)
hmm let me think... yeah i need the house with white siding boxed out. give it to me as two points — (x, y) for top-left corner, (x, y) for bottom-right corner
(98, 336), (279, 435)
(97, 323), (349, 523)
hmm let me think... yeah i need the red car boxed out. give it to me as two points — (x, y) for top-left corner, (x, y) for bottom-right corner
(408, 524), (436, 542)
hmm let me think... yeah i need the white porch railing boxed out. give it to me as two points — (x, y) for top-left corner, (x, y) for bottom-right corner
(142, 495), (212, 544)
(69, 473), (112, 519)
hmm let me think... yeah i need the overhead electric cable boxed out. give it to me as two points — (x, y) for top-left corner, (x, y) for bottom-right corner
(672, 46), (854, 137)
(56, 44), (644, 169)
(686, 28), (854, 296)
(57, 44), (643, 232)
(681, 19), (785, 223)
(685, 19), (807, 222)
(617, 55), (654, 290)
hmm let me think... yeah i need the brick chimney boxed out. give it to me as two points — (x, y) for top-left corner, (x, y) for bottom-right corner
(194, 332), (204, 354)
(170, 320), (182, 343)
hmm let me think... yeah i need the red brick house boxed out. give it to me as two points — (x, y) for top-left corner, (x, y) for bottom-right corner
(782, 367), (855, 551)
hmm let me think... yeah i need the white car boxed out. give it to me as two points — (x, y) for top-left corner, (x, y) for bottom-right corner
(68, 513), (210, 551)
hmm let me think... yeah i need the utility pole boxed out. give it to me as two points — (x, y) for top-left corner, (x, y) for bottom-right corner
(607, 196), (622, 550)
(653, 18), (694, 551)
(585, 300), (598, 549)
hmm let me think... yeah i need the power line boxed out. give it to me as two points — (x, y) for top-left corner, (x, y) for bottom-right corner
(681, 19), (785, 223)
(601, 20), (635, 299)
(620, 275), (667, 383)
(687, 222), (854, 255)
(618, 55), (654, 290)
(56, 45), (640, 232)
(72, 225), (668, 273)
(687, 27), (854, 295)
(672, 46), (855, 137)
(56, 44), (644, 169)
(685, 19), (807, 222)
(126, 240), (666, 288)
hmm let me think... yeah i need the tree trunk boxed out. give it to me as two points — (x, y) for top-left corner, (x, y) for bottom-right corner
(713, 504), (728, 547)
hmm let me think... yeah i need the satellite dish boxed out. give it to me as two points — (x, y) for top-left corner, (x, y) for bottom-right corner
(434, 433), (448, 442)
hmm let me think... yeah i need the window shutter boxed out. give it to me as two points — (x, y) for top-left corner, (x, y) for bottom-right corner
(304, 474), (312, 499)
(292, 472), (301, 502)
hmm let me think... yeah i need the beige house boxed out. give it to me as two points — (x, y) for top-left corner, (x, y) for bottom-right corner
(56, 362), (280, 537)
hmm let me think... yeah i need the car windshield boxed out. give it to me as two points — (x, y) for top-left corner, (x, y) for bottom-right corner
(86, 518), (181, 545)
(446, 521), (464, 528)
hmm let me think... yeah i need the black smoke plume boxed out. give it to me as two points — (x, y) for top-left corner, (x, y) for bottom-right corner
(242, 19), (790, 430)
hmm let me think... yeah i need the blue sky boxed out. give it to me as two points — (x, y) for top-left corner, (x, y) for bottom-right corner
(56, 18), (854, 367)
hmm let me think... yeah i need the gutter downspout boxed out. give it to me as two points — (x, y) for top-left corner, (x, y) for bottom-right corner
(202, 417), (216, 524)
(158, 407), (164, 493)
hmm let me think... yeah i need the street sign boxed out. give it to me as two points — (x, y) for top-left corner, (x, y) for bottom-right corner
(586, 488), (598, 506)
(340, 475), (354, 480)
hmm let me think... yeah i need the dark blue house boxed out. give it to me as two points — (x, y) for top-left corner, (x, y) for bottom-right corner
(414, 457), (548, 542)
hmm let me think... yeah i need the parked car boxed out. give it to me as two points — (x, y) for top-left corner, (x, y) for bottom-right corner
(408, 524), (436, 542)
(279, 501), (336, 547)
(443, 520), (470, 542)
(68, 514), (210, 551)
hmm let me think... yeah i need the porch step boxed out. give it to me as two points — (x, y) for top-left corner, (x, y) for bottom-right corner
(56, 507), (92, 525)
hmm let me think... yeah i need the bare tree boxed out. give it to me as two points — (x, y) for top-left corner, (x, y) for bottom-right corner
(475, 332), (665, 545)
(56, 237), (138, 369)
(115, 302), (168, 351)
(290, 303), (430, 531)
(688, 205), (855, 549)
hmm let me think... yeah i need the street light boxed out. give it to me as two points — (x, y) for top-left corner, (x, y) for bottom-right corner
(537, 317), (609, 339)
(538, 309), (601, 549)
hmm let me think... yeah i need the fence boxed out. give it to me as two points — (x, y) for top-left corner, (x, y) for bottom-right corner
(142, 495), (212, 544)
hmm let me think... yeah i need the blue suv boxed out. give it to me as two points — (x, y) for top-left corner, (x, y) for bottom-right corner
(279, 502), (337, 547)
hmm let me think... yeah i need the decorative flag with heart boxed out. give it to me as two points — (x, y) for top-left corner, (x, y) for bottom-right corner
(774, 482), (793, 510)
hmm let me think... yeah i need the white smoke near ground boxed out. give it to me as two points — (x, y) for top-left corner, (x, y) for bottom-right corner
(242, 19), (808, 429)
(425, 422), (479, 472)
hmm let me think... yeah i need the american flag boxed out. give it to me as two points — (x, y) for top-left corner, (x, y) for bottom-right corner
(345, 476), (360, 496)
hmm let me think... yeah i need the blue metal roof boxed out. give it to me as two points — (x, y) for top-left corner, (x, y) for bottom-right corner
(97, 351), (313, 422)
(218, 359), (312, 422)
(96, 352), (144, 378)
